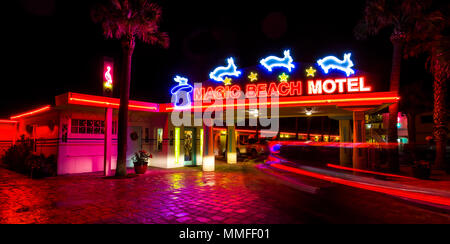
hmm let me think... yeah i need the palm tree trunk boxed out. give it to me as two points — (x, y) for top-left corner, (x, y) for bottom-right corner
(432, 58), (448, 170)
(387, 32), (404, 172)
(116, 37), (135, 177)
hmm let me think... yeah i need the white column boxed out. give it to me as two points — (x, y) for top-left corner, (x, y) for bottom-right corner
(104, 107), (113, 176)
(227, 126), (237, 164)
(203, 124), (215, 172)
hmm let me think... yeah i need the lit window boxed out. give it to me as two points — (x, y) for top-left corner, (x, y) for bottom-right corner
(71, 119), (117, 135)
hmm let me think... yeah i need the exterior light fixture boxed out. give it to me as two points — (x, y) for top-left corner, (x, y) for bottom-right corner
(248, 109), (259, 118)
(305, 108), (313, 116)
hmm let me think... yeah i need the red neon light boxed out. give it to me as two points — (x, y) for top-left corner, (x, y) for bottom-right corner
(10, 105), (51, 120)
(165, 93), (400, 112)
(271, 163), (450, 207)
(0, 120), (18, 124)
(326, 164), (416, 180)
(308, 77), (372, 95)
(69, 98), (158, 111)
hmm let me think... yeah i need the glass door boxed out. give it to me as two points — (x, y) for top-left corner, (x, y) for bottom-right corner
(184, 128), (196, 166)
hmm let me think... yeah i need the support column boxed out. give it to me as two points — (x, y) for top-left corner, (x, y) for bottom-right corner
(353, 111), (367, 169)
(104, 108), (113, 176)
(339, 120), (352, 165)
(227, 126), (237, 164)
(295, 117), (299, 140)
(203, 124), (215, 172)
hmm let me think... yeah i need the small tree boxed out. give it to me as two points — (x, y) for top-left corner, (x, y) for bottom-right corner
(404, 4), (449, 171)
(92, 0), (169, 176)
(355, 0), (435, 171)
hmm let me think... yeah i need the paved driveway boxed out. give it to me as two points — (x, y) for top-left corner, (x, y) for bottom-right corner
(0, 166), (448, 224)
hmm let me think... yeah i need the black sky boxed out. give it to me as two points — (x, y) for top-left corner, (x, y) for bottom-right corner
(1, 0), (433, 118)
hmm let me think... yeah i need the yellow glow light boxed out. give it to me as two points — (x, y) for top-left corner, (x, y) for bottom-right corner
(306, 67), (317, 77)
(279, 73), (289, 83)
(248, 72), (258, 82)
(223, 77), (233, 86)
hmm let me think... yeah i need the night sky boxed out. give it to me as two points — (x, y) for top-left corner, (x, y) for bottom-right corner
(1, 0), (433, 118)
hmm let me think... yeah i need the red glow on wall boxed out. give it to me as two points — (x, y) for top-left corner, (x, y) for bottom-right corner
(10, 105), (52, 120)
(0, 120), (18, 124)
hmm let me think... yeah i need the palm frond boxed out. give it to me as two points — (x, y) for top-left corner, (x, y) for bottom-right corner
(91, 0), (169, 48)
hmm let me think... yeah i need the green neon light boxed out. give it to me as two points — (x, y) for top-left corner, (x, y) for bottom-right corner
(175, 128), (180, 165)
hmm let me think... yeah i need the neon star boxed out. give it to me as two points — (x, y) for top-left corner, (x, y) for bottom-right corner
(223, 77), (233, 86)
(248, 72), (258, 82)
(306, 67), (317, 77)
(279, 73), (289, 83)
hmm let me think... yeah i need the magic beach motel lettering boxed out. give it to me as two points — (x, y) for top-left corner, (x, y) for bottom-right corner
(193, 77), (371, 101)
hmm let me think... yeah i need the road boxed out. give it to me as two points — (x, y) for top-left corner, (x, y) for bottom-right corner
(0, 166), (448, 224)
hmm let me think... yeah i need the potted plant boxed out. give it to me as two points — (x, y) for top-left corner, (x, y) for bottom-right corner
(132, 150), (152, 174)
(412, 160), (431, 179)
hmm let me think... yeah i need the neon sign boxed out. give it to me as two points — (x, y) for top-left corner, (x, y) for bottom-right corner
(194, 77), (371, 101)
(260, 50), (295, 72)
(317, 53), (355, 77)
(171, 76), (194, 109)
(209, 57), (242, 82)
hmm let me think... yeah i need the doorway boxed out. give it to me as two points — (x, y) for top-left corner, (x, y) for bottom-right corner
(184, 128), (196, 166)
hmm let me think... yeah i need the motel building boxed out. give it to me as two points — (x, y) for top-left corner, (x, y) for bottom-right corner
(0, 51), (400, 175)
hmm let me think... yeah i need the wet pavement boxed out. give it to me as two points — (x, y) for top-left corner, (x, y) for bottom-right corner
(0, 166), (449, 224)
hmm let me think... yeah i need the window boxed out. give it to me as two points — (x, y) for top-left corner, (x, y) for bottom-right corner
(157, 128), (163, 152)
(71, 119), (117, 135)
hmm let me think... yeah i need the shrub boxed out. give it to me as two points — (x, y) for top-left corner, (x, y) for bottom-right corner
(1, 137), (56, 178)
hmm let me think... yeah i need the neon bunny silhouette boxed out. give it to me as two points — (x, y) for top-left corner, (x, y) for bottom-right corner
(260, 50), (295, 72)
(104, 66), (113, 88)
(171, 76), (193, 108)
(209, 57), (242, 82)
(317, 53), (355, 77)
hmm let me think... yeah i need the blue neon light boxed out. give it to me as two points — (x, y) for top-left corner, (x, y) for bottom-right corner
(209, 58), (242, 82)
(317, 53), (355, 77)
(260, 50), (295, 73)
(171, 76), (193, 109)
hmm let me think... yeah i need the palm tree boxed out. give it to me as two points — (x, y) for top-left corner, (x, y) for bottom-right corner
(400, 80), (433, 161)
(404, 5), (449, 170)
(92, 0), (169, 176)
(355, 0), (433, 171)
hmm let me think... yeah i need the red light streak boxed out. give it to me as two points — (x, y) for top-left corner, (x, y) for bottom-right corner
(270, 163), (450, 207)
(10, 106), (51, 120)
(213, 128), (340, 138)
(326, 164), (416, 180)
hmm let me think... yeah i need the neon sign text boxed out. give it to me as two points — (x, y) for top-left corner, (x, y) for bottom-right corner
(193, 77), (370, 101)
(317, 53), (355, 77)
(307, 77), (371, 95)
(260, 50), (295, 72)
(209, 58), (242, 82)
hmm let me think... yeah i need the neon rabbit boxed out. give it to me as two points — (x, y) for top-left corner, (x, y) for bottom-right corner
(209, 57), (242, 82)
(317, 53), (355, 77)
(260, 50), (295, 72)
